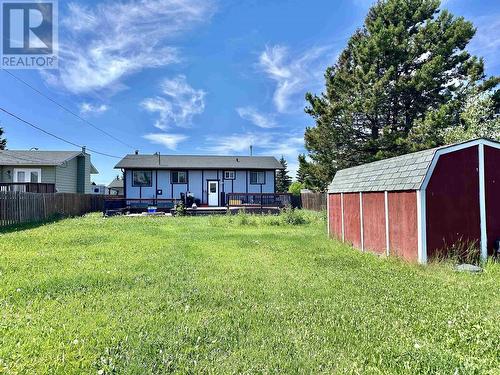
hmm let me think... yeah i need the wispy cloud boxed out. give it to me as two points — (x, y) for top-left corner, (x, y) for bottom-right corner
(79, 102), (108, 116)
(236, 106), (277, 128)
(141, 75), (206, 130)
(469, 14), (500, 72)
(204, 131), (303, 176)
(44, 0), (214, 94)
(205, 132), (303, 157)
(143, 133), (189, 150)
(259, 45), (335, 113)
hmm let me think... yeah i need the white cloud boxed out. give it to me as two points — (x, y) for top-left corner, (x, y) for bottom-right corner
(141, 75), (206, 129)
(45, 0), (214, 94)
(259, 45), (335, 113)
(236, 107), (277, 128)
(79, 102), (108, 115)
(469, 15), (500, 72)
(205, 132), (303, 158)
(143, 133), (188, 150)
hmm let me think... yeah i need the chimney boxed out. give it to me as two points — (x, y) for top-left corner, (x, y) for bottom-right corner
(135, 150), (139, 155)
(82, 146), (86, 154)
(250, 145), (253, 156)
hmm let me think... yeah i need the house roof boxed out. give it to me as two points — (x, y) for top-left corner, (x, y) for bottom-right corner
(0, 150), (99, 174)
(107, 178), (124, 189)
(328, 138), (500, 193)
(115, 155), (284, 170)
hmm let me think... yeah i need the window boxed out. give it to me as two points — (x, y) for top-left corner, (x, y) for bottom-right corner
(224, 170), (235, 180)
(250, 171), (265, 185)
(172, 171), (187, 184)
(13, 168), (41, 183)
(132, 170), (152, 187)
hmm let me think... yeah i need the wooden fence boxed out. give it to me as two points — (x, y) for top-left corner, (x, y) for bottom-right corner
(300, 192), (327, 212)
(0, 192), (105, 227)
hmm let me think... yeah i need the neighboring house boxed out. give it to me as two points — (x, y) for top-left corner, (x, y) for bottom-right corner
(107, 177), (124, 196)
(91, 184), (107, 195)
(114, 154), (283, 206)
(0, 149), (98, 193)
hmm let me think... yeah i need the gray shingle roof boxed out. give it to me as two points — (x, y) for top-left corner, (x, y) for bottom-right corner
(107, 178), (124, 189)
(328, 147), (439, 193)
(0, 150), (98, 173)
(115, 155), (284, 170)
(0, 150), (82, 166)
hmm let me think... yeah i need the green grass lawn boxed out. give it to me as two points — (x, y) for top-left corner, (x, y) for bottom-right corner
(0, 212), (498, 374)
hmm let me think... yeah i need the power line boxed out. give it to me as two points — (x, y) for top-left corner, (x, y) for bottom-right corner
(1, 69), (136, 150)
(0, 106), (121, 159)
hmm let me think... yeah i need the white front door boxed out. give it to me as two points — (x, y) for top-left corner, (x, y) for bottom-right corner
(208, 181), (219, 206)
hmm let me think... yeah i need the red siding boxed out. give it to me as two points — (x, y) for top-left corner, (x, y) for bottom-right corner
(485, 146), (500, 255)
(426, 146), (480, 259)
(328, 194), (342, 240)
(388, 191), (418, 261)
(343, 193), (361, 248)
(362, 192), (386, 254)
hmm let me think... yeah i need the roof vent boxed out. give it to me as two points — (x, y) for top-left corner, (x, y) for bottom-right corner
(135, 150), (139, 155)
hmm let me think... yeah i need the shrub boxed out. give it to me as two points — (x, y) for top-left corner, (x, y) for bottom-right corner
(174, 202), (187, 216)
(288, 181), (304, 196)
(280, 206), (308, 225)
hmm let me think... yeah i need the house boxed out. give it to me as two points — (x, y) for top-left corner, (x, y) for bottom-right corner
(327, 138), (500, 264)
(91, 183), (107, 195)
(114, 154), (284, 207)
(0, 148), (98, 194)
(107, 177), (124, 196)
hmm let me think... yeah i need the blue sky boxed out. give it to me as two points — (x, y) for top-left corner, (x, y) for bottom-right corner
(1, 0), (499, 184)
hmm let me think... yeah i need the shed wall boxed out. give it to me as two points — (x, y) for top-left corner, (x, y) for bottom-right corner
(343, 193), (361, 248)
(425, 146), (480, 259)
(388, 191), (418, 261)
(328, 194), (342, 240)
(362, 192), (387, 255)
(485, 145), (500, 255)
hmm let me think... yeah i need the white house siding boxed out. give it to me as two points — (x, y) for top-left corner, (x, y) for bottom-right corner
(124, 169), (276, 204)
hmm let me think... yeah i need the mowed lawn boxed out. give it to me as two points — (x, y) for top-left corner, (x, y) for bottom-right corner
(0, 213), (498, 374)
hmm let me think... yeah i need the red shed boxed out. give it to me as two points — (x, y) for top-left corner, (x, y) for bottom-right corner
(327, 139), (500, 263)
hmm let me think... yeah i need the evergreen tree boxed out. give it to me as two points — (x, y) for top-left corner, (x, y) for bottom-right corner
(276, 156), (292, 193)
(303, 0), (498, 189)
(0, 127), (6, 150)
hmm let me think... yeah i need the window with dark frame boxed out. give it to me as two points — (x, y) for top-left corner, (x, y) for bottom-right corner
(172, 171), (188, 184)
(224, 170), (235, 180)
(250, 171), (265, 185)
(132, 170), (152, 187)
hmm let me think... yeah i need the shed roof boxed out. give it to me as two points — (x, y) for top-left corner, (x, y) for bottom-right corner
(0, 150), (98, 173)
(328, 139), (500, 193)
(115, 155), (283, 170)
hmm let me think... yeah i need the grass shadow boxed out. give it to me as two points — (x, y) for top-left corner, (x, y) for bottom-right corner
(0, 216), (66, 234)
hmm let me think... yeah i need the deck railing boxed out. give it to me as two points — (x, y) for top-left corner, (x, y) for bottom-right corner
(226, 193), (291, 208)
(0, 183), (56, 193)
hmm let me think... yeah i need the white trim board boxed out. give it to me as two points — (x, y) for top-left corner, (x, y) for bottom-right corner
(478, 144), (487, 261)
(385, 191), (390, 256)
(341, 193), (345, 242)
(327, 192), (330, 238)
(359, 192), (364, 251)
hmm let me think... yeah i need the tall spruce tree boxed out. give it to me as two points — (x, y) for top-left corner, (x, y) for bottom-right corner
(276, 156), (292, 193)
(0, 126), (6, 150)
(303, 0), (498, 190)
